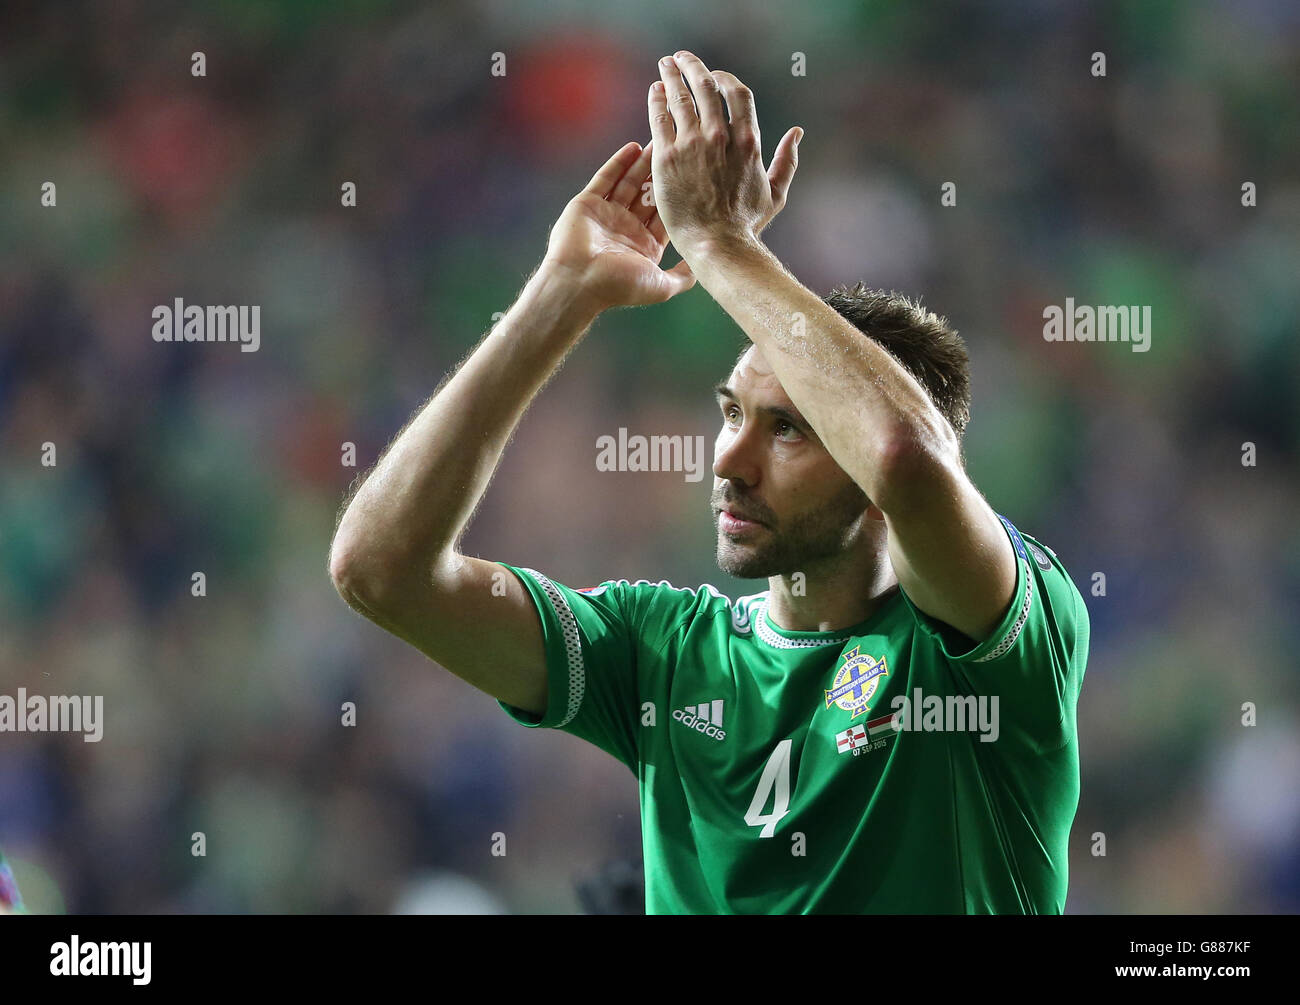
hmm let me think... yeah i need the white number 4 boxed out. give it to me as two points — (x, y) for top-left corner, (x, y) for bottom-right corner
(744, 739), (793, 838)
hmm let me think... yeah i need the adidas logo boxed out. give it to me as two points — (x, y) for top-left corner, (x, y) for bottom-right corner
(672, 700), (727, 741)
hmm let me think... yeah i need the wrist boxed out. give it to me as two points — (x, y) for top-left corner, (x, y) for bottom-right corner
(531, 258), (609, 325)
(677, 228), (770, 270)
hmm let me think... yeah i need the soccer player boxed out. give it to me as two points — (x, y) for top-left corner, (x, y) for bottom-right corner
(330, 51), (1088, 913)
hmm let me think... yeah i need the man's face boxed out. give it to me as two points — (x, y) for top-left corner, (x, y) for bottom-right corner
(711, 345), (872, 578)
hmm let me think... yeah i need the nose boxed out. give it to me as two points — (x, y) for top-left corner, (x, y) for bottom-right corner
(713, 419), (762, 487)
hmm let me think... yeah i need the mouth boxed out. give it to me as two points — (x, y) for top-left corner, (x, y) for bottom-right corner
(718, 508), (766, 535)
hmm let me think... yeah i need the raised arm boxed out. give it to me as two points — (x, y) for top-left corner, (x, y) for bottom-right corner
(648, 51), (1015, 644)
(329, 140), (694, 714)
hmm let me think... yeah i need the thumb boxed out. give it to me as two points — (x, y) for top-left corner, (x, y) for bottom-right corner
(660, 258), (696, 300)
(767, 126), (802, 207)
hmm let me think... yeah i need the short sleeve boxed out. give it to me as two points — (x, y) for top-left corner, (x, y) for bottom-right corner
(494, 564), (644, 772)
(899, 515), (1090, 744)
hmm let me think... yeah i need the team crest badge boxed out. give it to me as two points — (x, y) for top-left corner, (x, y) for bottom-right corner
(825, 646), (889, 718)
(1028, 542), (1053, 572)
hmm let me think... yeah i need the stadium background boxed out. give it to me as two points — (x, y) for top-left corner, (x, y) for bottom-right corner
(1, 0), (1298, 913)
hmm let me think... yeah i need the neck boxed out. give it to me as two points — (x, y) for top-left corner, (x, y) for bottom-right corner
(764, 550), (899, 633)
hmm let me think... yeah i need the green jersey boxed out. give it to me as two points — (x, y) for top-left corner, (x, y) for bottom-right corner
(498, 514), (1089, 914)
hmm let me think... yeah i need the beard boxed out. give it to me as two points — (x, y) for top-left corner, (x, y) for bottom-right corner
(713, 479), (870, 579)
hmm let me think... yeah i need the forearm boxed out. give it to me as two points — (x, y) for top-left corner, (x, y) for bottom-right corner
(685, 236), (958, 505)
(331, 262), (601, 595)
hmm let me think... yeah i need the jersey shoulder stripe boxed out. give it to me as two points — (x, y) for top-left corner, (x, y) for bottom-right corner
(517, 567), (586, 727)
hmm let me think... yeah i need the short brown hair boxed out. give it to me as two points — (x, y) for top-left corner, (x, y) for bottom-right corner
(821, 284), (971, 439)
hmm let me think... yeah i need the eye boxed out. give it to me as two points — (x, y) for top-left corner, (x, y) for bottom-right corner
(723, 405), (741, 425)
(776, 420), (801, 441)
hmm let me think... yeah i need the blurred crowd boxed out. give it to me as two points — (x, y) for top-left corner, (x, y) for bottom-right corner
(1, 0), (1298, 913)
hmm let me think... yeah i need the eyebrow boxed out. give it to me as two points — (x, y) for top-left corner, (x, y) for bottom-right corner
(714, 384), (809, 431)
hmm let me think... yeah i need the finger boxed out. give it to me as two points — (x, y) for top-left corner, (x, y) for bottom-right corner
(583, 142), (644, 199)
(767, 126), (801, 210)
(658, 55), (699, 137)
(631, 171), (658, 224)
(609, 139), (654, 208)
(672, 50), (727, 136)
(648, 80), (675, 148)
(645, 205), (667, 245)
(711, 70), (759, 147)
